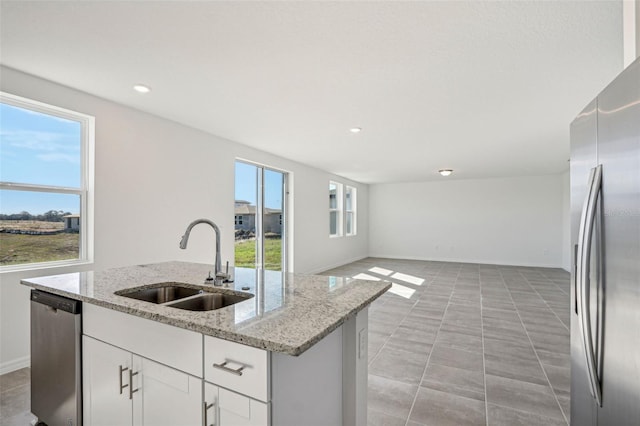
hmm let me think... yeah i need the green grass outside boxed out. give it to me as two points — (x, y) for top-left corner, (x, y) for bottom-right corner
(0, 233), (79, 266)
(235, 238), (282, 271)
(1, 230), (280, 269)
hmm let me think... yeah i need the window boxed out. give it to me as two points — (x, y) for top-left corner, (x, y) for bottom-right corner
(235, 215), (243, 225)
(329, 181), (343, 237)
(0, 92), (94, 270)
(329, 182), (357, 237)
(235, 160), (288, 271)
(345, 186), (357, 236)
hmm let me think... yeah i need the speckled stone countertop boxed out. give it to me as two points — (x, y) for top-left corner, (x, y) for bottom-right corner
(21, 261), (390, 356)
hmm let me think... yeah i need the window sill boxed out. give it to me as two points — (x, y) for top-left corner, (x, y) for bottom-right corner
(0, 259), (93, 275)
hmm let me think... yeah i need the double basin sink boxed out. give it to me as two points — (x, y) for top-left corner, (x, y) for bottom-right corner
(115, 283), (253, 311)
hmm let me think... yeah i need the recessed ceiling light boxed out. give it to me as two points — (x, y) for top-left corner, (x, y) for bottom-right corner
(438, 169), (453, 176)
(350, 127), (362, 133)
(133, 84), (151, 93)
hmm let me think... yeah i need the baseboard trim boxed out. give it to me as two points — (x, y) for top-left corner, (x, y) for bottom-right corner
(1, 355), (30, 375)
(303, 255), (368, 275)
(367, 253), (565, 269)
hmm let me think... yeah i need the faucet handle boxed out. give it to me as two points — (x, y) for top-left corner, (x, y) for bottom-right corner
(214, 271), (230, 287)
(205, 271), (214, 282)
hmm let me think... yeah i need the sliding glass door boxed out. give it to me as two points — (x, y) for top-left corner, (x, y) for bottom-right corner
(234, 161), (287, 271)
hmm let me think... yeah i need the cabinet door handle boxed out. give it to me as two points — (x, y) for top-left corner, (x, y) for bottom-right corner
(213, 361), (244, 376)
(119, 365), (129, 394)
(203, 401), (215, 426)
(129, 369), (139, 400)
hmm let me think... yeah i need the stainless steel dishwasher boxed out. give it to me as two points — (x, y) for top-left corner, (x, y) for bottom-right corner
(30, 290), (82, 426)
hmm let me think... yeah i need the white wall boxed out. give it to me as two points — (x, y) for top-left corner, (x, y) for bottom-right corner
(369, 175), (565, 268)
(0, 66), (369, 373)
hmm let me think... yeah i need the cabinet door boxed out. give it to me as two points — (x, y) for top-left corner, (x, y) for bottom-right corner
(83, 336), (132, 426)
(205, 383), (269, 426)
(218, 386), (269, 426)
(204, 382), (219, 426)
(133, 356), (202, 426)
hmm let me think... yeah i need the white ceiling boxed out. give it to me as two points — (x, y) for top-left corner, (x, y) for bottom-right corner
(0, 1), (623, 184)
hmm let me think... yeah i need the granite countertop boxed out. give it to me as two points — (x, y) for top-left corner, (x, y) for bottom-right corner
(21, 261), (390, 356)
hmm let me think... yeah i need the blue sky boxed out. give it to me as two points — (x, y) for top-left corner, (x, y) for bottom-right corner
(235, 162), (283, 210)
(1, 103), (81, 214)
(1, 102), (284, 216)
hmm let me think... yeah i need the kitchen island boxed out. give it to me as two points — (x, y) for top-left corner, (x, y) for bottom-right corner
(22, 261), (390, 426)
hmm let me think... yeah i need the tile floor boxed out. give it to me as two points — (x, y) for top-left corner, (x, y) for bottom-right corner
(0, 367), (35, 425)
(321, 257), (571, 426)
(1, 257), (570, 426)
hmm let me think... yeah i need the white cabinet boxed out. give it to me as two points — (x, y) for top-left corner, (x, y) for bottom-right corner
(81, 303), (368, 426)
(204, 336), (270, 426)
(83, 304), (202, 377)
(204, 382), (269, 426)
(204, 335), (269, 403)
(83, 336), (202, 426)
(133, 355), (202, 426)
(83, 336), (132, 426)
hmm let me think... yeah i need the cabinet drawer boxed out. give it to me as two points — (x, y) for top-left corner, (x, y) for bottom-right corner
(83, 304), (202, 377)
(204, 336), (269, 402)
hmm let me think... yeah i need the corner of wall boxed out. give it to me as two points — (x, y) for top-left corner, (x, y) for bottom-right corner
(0, 356), (30, 375)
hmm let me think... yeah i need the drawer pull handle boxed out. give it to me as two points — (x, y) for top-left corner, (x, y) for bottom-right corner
(213, 361), (245, 376)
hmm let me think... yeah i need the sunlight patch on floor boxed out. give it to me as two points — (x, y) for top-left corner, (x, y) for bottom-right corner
(368, 266), (394, 276)
(391, 272), (425, 286)
(388, 283), (416, 299)
(352, 273), (381, 281)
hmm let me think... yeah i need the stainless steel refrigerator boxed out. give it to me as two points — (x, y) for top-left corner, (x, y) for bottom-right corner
(570, 57), (639, 426)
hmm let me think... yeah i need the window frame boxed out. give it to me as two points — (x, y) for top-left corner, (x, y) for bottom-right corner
(235, 215), (244, 225)
(329, 181), (343, 237)
(234, 158), (290, 272)
(345, 185), (357, 236)
(0, 92), (95, 272)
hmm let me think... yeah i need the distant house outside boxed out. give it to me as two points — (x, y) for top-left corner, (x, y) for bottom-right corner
(63, 214), (80, 232)
(234, 200), (281, 235)
(235, 201), (256, 232)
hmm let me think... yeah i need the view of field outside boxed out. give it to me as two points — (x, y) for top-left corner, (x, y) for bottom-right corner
(234, 238), (282, 271)
(234, 162), (284, 271)
(1, 101), (82, 267)
(0, 221), (79, 265)
(3, 101), (291, 269)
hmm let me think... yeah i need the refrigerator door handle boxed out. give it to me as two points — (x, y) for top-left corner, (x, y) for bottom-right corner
(576, 164), (603, 407)
(573, 243), (578, 314)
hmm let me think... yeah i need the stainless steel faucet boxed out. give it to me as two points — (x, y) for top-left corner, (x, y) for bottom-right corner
(179, 219), (228, 285)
